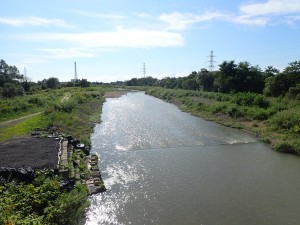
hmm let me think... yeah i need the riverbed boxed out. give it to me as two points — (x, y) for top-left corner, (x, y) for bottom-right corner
(86, 92), (300, 225)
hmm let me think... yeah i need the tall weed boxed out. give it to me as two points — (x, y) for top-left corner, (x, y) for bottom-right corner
(268, 109), (300, 132)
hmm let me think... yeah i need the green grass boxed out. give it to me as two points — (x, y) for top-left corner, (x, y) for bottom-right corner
(45, 89), (105, 144)
(0, 114), (48, 142)
(0, 170), (89, 225)
(0, 86), (106, 143)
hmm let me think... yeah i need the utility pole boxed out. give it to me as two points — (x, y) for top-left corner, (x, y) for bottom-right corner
(143, 63), (146, 78)
(207, 51), (216, 72)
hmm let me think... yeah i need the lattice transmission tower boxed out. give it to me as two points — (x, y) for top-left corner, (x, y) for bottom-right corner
(207, 51), (216, 72)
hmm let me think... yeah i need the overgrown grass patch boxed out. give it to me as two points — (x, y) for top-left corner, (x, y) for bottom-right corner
(0, 114), (48, 142)
(0, 170), (89, 225)
(268, 109), (300, 133)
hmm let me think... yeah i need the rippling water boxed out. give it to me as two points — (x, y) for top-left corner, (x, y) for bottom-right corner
(86, 92), (300, 225)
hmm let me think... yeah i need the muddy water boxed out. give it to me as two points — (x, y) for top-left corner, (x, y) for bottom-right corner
(86, 92), (300, 225)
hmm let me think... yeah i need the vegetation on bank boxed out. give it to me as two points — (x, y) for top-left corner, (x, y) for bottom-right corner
(145, 87), (300, 154)
(0, 87), (105, 142)
(0, 170), (89, 225)
(0, 86), (106, 224)
(0, 62), (107, 224)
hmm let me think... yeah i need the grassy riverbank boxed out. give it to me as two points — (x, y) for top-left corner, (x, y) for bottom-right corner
(145, 87), (300, 155)
(0, 86), (106, 143)
(0, 86), (109, 224)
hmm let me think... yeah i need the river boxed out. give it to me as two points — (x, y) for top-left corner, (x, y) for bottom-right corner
(85, 92), (300, 225)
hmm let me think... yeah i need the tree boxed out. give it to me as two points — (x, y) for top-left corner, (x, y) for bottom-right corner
(197, 68), (214, 91)
(264, 61), (300, 97)
(79, 79), (89, 87)
(160, 77), (177, 89)
(283, 61), (300, 74)
(182, 78), (198, 90)
(218, 60), (237, 92)
(46, 77), (59, 89)
(218, 60), (264, 93)
(264, 66), (279, 78)
(237, 62), (264, 93)
(2, 83), (24, 98)
(0, 59), (23, 87)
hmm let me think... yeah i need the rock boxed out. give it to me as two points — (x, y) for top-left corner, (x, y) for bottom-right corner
(17, 165), (34, 183)
(0, 166), (34, 183)
(59, 178), (75, 192)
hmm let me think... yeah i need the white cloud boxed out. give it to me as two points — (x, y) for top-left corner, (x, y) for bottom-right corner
(159, 1), (300, 29)
(71, 10), (126, 20)
(159, 11), (269, 29)
(231, 15), (270, 26)
(285, 14), (300, 25)
(240, 0), (300, 16)
(137, 13), (153, 19)
(0, 16), (71, 27)
(159, 12), (225, 31)
(18, 26), (184, 48)
(237, 0), (300, 26)
(42, 48), (95, 59)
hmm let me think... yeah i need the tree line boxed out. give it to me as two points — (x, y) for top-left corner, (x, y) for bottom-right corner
(2, 58), (299, 99)
(0, 59), (90, 98)
(126, 60), (300, 98)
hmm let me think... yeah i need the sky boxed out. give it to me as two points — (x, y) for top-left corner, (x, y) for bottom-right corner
(1, 0), (300, 83)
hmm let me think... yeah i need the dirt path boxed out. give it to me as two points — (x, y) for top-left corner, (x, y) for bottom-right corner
(0, 112), (42, 129)
(61, 93), (71, 103)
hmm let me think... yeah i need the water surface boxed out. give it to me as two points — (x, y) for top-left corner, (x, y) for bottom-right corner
(86, 92), (300, 225)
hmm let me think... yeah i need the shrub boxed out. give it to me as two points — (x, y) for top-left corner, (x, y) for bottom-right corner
(232, 92), (269, 108)
(269, 109), (300, 132)
(0, 171), (89, 225)
(226, 105), (245, 118)
(209, 102), (227, 114)
(274, 142), (298, 154)
(245, 107), (270, 120)
(27, 95), (46, 107)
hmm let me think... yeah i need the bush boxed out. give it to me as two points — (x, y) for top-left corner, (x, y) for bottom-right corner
(245, 107), (270, 120)
(286, 84), (300, 99)
(232, 92), (269, 108)
(269, 109), (300, 132)
(274, 142), (298, 154)
(27, 95), (46, 107)
(226, 105), (245, 118)
(209, 102), (227, 114)
(0, 171), (89, 225)
(2, 83), (25, 98)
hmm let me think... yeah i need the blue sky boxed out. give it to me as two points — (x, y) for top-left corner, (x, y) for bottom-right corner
(1, 0), (300, 82)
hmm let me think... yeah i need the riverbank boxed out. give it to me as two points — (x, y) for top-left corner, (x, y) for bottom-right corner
(145, 87), (300, 155)
(0, 86), (109, 224)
